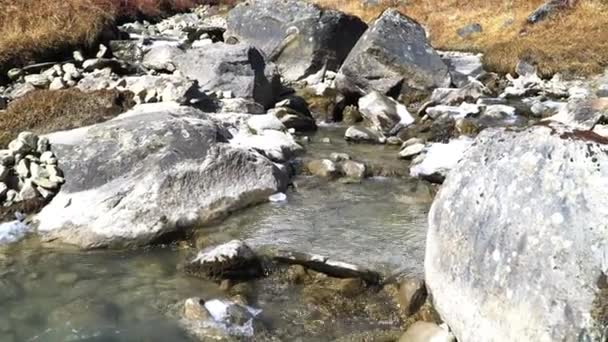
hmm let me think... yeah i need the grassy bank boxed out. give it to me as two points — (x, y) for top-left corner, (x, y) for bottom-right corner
(315, 0), (608, 77)
(0, 0), (207, 73)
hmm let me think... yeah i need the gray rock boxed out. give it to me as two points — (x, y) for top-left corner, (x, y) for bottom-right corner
(426, 123), (608, 342)
(7, 68), (23, 81)
(410, 138), (473, 183)
(305, 159), (338, 178)
(142, 45), (181, 72)
(330, 152), (350, 162)
(398, 322), (455, 342)
(24, 74), (50, 88)
(183, 298), (212, 321)
(173, 43), (281, 108)
(220, 98), (265, 114)
(515, 59), (537, 77)
(48, 78), (65, 91)
(19, 180), (39, 201)
(425, 103), (480, 120)
(0, 151), (14, 167)
(336, 9), (450, 99)
(247, 114), (285, 133)
(36, 104), (288, 248)
(225, 0), (367, 82)
(441, 52), (485, 88)
(457, 23), (482, 39)
(76, 68), (114, 91)
(358, 91), (414, 135)
(185, 240), (262, 280)
(340, 160), (366, 179)
(9, 83), (36, 99)
(399, 143), (425, 160)
(269, 107), (317, 132)
(121, 74), (199, 104)
(15, 159), (30, 178)
(527, 0), (570, 24)
(230, 128), (304, 163)
(344, 126), (385, 144)
(430, 81), (488, 106)
(96, 44), (108, 59)
(109, 40), (144, 63)
(597, 84), (608, 98)
(547, 98), (608, 130)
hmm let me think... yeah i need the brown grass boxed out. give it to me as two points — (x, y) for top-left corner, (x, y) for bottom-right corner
(0, 89), (134, 147)
(0, 0), (213, 74)
(314, 0), (608, 77)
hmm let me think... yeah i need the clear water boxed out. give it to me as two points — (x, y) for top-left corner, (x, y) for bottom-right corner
(0, 128), (431, 341)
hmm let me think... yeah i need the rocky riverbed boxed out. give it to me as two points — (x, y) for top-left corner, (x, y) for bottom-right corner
(1, 0), (607, 341)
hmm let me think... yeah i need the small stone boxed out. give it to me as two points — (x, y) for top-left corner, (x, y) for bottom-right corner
(36, 186), (55, 199)
(402, 138), (424, 149)
(597, 84), (608, 98)
(37, 137), (50, 154)
(222, 90), (233, 99)
(33, 177), (60, 190)
(73, 50), (85, 62)
(330, 152), (350, 162)
(269, 192), (287, 203)
(399, 322), (455, 342)
(183, 298), (212, 321)
(186, 240), (262, 280)
(0, 166), (8, 182)
(386, 136), (402, 145)
(19, 180), (39, 201)
(15, 159), (30, 178)
(516, 59), (537, 77)
(29, 162), (44, 179)
(0, 151), (14, 167)
(306, 159), (338, 178)
(322, 137), (332, 144)
(0, 182), (7, 199)
(40, 151), (56, 165)
(18, 132), (38, 152)
(4, 190), (17, 204)
(24, 74), (50, 88)
(49, 77), (65, 90)
(341, 160), (367, 179)
(82, 59), (101, 71)
(96, 44), (108, 58)
(55, 272), (79, 285)
(399, 143), (425, 160)
(397, 278), (427, 315)
(457, 23), (482, 39)
(7, 68), (23, 80)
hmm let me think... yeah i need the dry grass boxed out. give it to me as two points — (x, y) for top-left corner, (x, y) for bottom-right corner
(0, 0), (213, 74)
(0, 89), (134, 147)
(314, 0), (608, 77)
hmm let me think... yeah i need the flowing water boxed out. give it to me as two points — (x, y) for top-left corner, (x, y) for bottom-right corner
(0, 128), (432, 341)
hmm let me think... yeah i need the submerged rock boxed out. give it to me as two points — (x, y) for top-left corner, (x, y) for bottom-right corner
(426, 123), (608, 342)
(36, 104), (288, 248)
(225, 0), (367, 82)
(345, 126), (385, 144)
(185, 240), (262, 280)
(336, 9), (450, 99)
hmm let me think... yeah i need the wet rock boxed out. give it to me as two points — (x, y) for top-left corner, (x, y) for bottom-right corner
(359, 91), (414, 135)
(426, 123), (608, 342)
(186, 240), (262, 280)
(173, 43), (281, 108)
(399, 322), (455, 342)
(220, 98), (265, 114)
(225, 0), (367, 82)
(336, 9), (450, 99)
(457, 23), (482, 39)
(342, 105), (363, 125)
(269, 106), (317, 132)
(345, 126), (385, 144)
(440, 51), (485, 88)
(397, 278), (427, 316)
(330, 153), (350, 162)
(399, 143), (425, 160)
(274, 250), (381, 284)
(483, 104), (517, 120)
(37, 104), (287, 248)
(410, 138), (473, 183)
(597, 84), (608, 98)
(183, 297), (212, 321)
(305, 159), (338, 178)
(530, 100), (567, 118)
(340, 160), (367, 179)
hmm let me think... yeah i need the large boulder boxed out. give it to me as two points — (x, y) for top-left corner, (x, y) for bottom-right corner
(36, 104), (288, 249)
(426, 123), (608, 342)
(225, 0), (367, 82)
(336, 9), (450, 100)
(172, 43), (281, 108)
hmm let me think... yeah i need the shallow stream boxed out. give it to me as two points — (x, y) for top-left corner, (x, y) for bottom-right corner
(0, 128), (431, 341)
